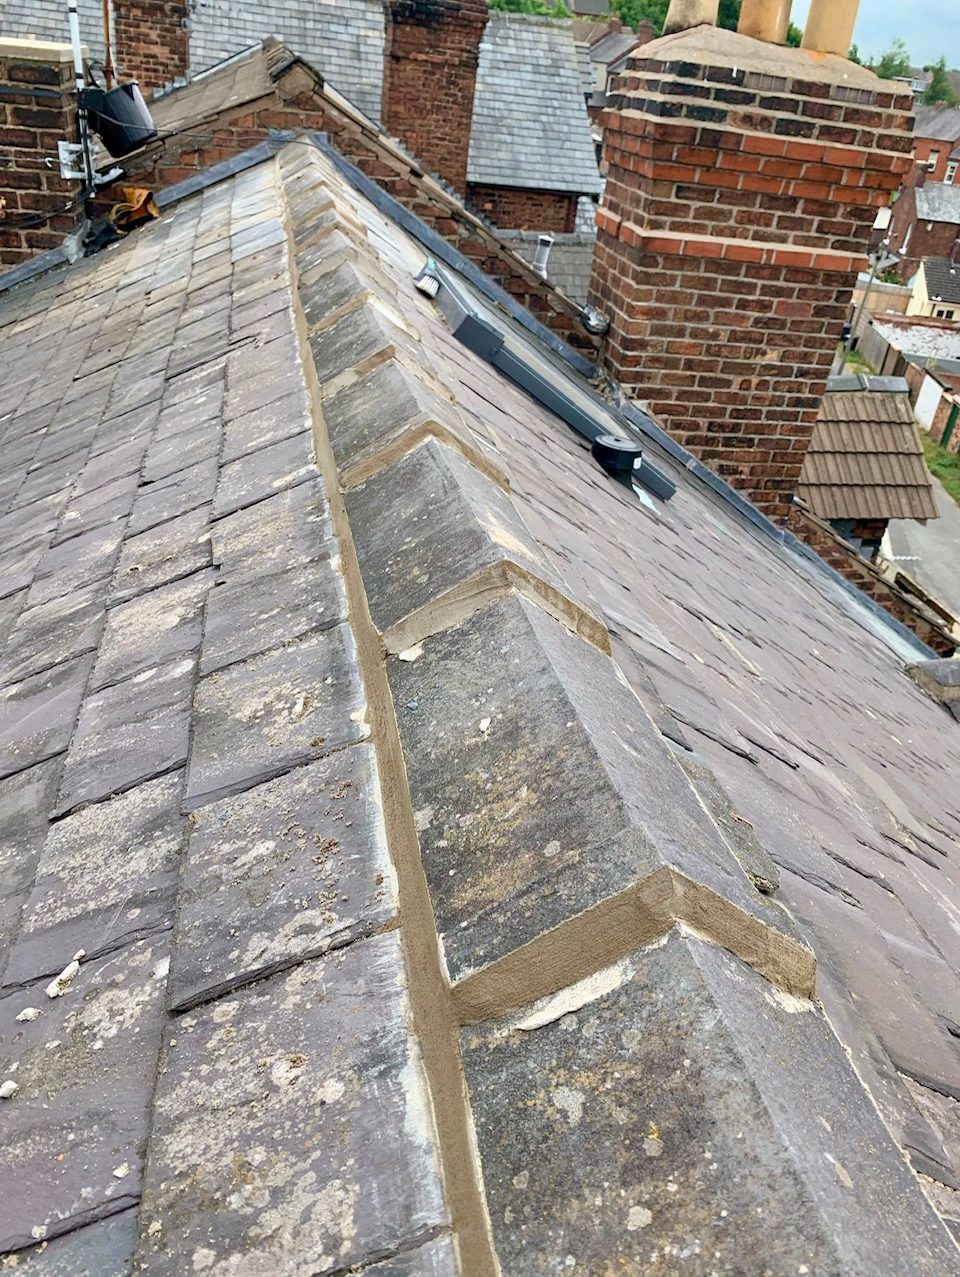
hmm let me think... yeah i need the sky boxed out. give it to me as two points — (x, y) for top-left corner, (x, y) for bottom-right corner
(790, 0), (958, 67)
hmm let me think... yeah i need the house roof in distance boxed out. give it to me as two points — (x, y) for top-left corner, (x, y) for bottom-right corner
(916, 180), (960, 224)
(798, 377), (939, 522)
(923, 255), (960, 306)
(914, 104), (960, 144)
(467, 12), (604, 195)
(872, 314), (960, 360)
(0, 134), (959, 1272)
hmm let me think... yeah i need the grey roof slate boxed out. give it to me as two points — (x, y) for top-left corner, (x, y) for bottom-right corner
(916, 180), (960, 224)
(467, 13), (604, 195)
(923, 255), (960, 305)
(915, 104), (960, 144)
(0, 134), (959, 1273)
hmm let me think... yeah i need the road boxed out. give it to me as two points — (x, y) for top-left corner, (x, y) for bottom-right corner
(885, 476), (960, 617)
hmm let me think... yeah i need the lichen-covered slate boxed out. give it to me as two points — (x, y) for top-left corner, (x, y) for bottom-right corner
(0, 579), (107, 692)
(26, 523), (125, 610)
(136, 934), (449, 1276)
(126, 457), (219, 538)
(462, 930), (960, 1276)
(363, 1234), (461, 1275)
(170, 746), (395, 1008)
(0, 760), (61, 980)
(91, 569), (214, 690)
(0, 653), (94, 783)
(308, 297), (417, 384)
(347, 438), (555, 635)
(3, 774), (185, 986)
(0, 938), (170, 1252)
(200, 556), (346, 675)
(221, 386), (312, 463)
(212, 431), (315, 518)
(390, 592), (797, 987)
(109, 505), (212, 605)
(209, 481), (333, 585)
(184, 626), (366, 810)
(56, 656), (195, 814)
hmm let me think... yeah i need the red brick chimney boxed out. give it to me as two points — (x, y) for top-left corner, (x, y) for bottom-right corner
(381, 0), (489, 195)
(589, 4), (913, 520)
(0, 39), (84, 266)
(113, 0), (189, 95)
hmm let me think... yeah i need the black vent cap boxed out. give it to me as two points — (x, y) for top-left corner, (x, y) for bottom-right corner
(592, 434), (642, 475)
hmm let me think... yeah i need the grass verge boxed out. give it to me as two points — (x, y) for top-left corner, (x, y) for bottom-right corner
(921, 431), (960, 507)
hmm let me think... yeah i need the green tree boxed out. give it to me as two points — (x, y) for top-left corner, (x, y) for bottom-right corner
(488, 0), (570, 12)
(870, 38), (912, 80)
(786, 23), (802, 47)
(717, 0), (741, 31)
(848, 42), (862, 65)
(923, 57), (959, 105)
(610, 0), (667, 33)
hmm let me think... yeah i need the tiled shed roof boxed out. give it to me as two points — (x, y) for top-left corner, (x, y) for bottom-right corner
(0, 139), (959, 1273)
(467, 13), (604, 195)
(798, 379), (939, 522)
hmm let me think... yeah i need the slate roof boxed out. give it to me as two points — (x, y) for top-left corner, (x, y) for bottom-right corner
(916, 181), (960, 225)
(467, 13), (604, 195)
(923, 256), (960, 306)
(798, 379), (939, 522)
(872, 315), (960, 360)
(0, 139), (959, 1272)
(915, 105), (960, 144)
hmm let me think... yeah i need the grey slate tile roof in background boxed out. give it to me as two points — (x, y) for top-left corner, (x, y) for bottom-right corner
(916, 181), (960, 225)
(915, 104), (960, 144)
(499, 228), (597, 304)
(923, 255), (960, 306)
(1, 134), (959, 1273)
(467, 13), (604, 195)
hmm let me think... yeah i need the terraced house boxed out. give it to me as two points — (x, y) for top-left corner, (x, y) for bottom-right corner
(1, 0), (960, 1273)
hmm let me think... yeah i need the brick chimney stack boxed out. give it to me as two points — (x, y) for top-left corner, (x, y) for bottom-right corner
(381, 0), (489, 195)
(588, 5), (913, 520)
(0, 39), (84, 266)
(113, 0), (189, 94)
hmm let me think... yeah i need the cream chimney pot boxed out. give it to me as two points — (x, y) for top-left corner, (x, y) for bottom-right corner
(662, 0), (720, 36)
(737, 0), (792, 44)
(801, 0), (860, 56)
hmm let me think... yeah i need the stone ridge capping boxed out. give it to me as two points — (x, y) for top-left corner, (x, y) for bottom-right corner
(278, 142), (816, 1010)
(277, 143), (960, 1277)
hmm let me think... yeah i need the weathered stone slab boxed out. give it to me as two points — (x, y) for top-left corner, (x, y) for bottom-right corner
(0, 937), (169, 1252)
(0, 759), (61, 978)
(56, 657), (195, 814)
(0, 589), (25, 656)
(308, 299), (415, 385)
(300, 258), (370, 330)
(363, 1235), (461, 1275)
(126, 457), (218, 538)
(390, 594), (805, 1001)
(4, 774), (184, 986)
(0, 532), (52, 601)
(0, 487), (67, 553)
(72, 435), (150, 498)
(1, 580), (107, 689)
(110, 506), (212, 605)
(221, 388), (312, 464)
(141, 421), (221, 485)
(347, 438), (561, 641)
(0, 655), (94, 782)
(0, 1207), (137, 1275)
(200, 558), (346, 676)
(212, 432), (315, 519)
(906, 657), (960, 705)
(461, 930), (960, 1277)
(136, 934), (448, 1276)
(92, 569), (213, 691)
(26, 524), (125, 610)
(170, 745), (394, 1008)
(184, 626), (365, 810)
(52, 472), (138, 544)
(210, 482), (332, 586)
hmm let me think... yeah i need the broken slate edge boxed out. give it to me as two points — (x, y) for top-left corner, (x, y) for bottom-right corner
(0, 1206), (138, 1275)
(461, 929), (959, 1276)
(905, 658), (960, 706)
(168, 745), (397, 1011)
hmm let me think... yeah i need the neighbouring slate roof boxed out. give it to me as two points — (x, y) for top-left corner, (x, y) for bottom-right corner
(588, 25), (642, 67)
(467, 13), (604, 195)
(915, 105), (960, 145)
(873, 316), (960, 360)
(0, 138), (959, 1273)
(923, 256), (960, 306)
(916, 181), (960, 225)
(798, 380), (939, 522)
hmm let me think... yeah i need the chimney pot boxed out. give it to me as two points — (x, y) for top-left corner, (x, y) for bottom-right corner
(737, 0), (792, 44)
(801, 0), (860, 57)
(662, 0), (720, 36)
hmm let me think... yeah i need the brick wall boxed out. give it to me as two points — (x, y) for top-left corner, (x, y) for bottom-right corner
(113, 0), (189, 93)
(0, 43), (81, 266)
(381, 0), (489, 195)
(589, 33), (913, 521)
(908, 137), (960, 186)
(888, 185), (960, 277)
(467, 185), (578, 232)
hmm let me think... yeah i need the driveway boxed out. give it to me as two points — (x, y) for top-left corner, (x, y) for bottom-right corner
(885, 476), (960, 617)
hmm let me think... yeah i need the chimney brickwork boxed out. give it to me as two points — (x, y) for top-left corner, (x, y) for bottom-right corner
(0, 40), (82, 266)
(114, 0), (189, 94)
(590, 32), (913, 519)
(381, 0), (489, 195)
